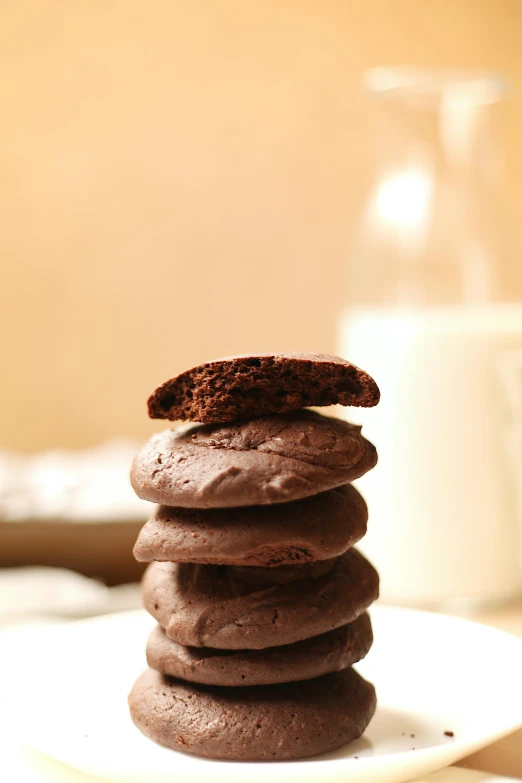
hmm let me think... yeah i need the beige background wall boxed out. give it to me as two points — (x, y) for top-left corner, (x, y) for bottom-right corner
(2, 0), (522, 450)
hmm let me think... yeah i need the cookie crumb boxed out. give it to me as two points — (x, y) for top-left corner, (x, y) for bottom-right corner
(410, 733), (415, 738)
(444, 730), (454, 737)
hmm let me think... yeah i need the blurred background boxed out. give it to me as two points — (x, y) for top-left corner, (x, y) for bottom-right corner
(2, 1), (522, 596)
(4, 7), (522, 777)
(3, 0), (522, 451)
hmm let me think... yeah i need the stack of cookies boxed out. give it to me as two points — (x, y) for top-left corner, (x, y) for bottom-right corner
(128, 353), (380, 761)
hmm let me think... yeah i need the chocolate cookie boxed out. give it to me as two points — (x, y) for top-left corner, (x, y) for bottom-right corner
(147, 353), (380, 423)
(131, 409), (377, 508)
(133, 484), (367, 567)
(128, 667), (376, 760)
(142, 548), (379, 649)
(146, 612), (373, 686)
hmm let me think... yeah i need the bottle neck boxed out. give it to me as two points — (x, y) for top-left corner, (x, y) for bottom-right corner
(371, 98), (502, 187)
(350, 92), (519, 308)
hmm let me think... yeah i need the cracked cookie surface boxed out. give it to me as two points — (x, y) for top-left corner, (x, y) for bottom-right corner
(133, 483), (367, 567)
(131, 409), (377, 508)
(142, 548), (379, 649)
(145, 612), (373, 686)
(128, 666), (377, 760)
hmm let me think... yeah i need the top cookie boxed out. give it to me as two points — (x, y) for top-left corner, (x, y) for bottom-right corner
(147, 353), (379, 423)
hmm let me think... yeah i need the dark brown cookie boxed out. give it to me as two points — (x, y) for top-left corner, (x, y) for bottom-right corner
(147, 353), (380, 423)
(133, 484), (367, 567)
(142, 548), (379, 649)
(131, 409), (377, 508)
(128, 666), (376, 760)
(146, 612), (373, 686)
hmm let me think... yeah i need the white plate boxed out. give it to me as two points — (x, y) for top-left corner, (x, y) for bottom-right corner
(6, 606), (522, 783)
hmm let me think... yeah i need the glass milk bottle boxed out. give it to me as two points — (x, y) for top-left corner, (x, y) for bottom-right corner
(338, 68), (522, 607)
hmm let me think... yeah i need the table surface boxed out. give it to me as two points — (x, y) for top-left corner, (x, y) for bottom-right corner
(453, 597), (522, 780)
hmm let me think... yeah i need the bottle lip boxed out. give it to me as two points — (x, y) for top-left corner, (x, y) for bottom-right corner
(364, 67), (510, 104)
